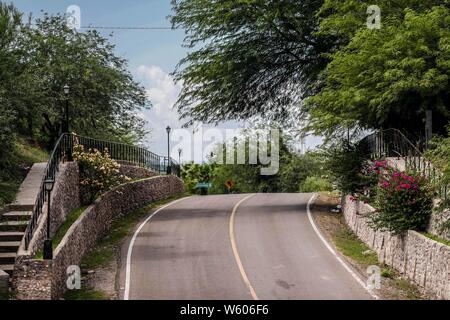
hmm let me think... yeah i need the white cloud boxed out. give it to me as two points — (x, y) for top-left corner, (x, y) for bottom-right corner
(134, 65), (322, 162)
(135, 65), (184, 156)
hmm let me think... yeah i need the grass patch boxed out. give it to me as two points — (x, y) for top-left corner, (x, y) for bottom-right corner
(392, 278), (423, 300)
(0, 137), (48, 210)
(64, 288), (109, 300)
(0, 181), (20, 209)
(0, 288), (10, 300)
(381, 267), (395, 279)
(82, 193), (189, 269)
(35, 206), (88, 259)
(64, 193), (190, 300)
(422, 232), (450, 247)
(333, 227), (379, 267)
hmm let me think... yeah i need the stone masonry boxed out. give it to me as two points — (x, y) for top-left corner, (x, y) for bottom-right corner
(342, 196), (450, 299)
(13, 174), (184, 300)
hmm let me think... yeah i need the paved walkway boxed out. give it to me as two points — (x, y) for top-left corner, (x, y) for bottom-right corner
(12, 163), (47, 207)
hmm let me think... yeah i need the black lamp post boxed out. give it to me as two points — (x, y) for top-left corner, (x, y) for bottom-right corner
(43, 179), (55, 260)
(63, 85), (70, 133)
(178, 148), (182, 164)
(166, 126), (172, 174)
(63, 85), (73, 161)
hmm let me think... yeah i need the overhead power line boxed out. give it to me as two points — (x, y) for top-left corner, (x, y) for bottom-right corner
(81, 26), (174, 30)
(29, 23), (174, 30)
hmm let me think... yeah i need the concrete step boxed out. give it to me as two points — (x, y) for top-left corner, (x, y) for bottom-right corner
(5, 204), (34, 212)
(0, 242), (20, 253)
(1, 211), (31, 222)
(0, 232), (24, 242)
(0, 265), (14, 276)
(0, 221), (28, 232)
(0, 253), (16, 265)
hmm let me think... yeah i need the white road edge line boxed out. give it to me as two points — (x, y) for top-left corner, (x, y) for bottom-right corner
(306, 193), (380, 300)
(124, 196), (193, 300)
(229, 194), (259, 300)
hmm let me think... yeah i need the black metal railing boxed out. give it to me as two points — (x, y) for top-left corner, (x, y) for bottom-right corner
(358, 128), (448, 201)
(24, 133), (180, 249)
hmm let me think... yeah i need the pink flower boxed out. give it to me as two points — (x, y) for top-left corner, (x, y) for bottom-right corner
(382, 181), (390, 188)
(374, 160), (388, 169)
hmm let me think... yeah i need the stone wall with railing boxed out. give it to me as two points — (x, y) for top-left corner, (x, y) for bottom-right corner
(388, 158), (450, 241)
(13, 175), (184, 300)
(342, 196), (450, 300)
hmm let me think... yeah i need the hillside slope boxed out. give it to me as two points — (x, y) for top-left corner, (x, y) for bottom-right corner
(0, 138), (48, 209)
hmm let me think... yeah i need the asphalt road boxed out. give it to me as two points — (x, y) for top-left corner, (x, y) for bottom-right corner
(120, 193), (374, 300)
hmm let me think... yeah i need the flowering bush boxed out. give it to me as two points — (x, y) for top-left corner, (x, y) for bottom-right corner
(73, 144), (131, 204)
(369, 163), (434, 234)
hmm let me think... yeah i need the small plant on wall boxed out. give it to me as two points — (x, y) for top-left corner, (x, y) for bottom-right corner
(368, 161), (434, 234)
(73, 144), (131, 204)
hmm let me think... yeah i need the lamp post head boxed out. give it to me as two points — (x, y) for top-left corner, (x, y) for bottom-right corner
(63, 84), (70, 95)
(44, 179), (55, 192)
(166, 126), (171, 135)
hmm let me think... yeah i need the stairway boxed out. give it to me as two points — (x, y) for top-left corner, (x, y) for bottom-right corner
(0, 162), (47, 277)
(0, 206), (31, 276)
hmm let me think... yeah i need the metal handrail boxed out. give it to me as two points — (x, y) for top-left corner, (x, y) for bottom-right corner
(24, 133), (180, 249)
(358, 128), (448, 201)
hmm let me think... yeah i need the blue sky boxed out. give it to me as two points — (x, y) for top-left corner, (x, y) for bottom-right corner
(12, 0), (184, 71)
(12, 0), (321, 160)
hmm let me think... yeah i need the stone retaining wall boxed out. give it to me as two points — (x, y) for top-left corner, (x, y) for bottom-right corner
(387, 157), (450, 241)
(21, 163), (81, 257)
(119, 165), (158, 179)
(428, 208), (450, 242)
(13, 175), (184, 300)
(343, 196), (450, 299)
(18, 163), (156, 257)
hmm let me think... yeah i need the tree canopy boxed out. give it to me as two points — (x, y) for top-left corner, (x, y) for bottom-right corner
(308, 1), (450, 138)
(170, 0), (333, 126)
(0, 3), (149, 154)
(171, 0), (450, 140)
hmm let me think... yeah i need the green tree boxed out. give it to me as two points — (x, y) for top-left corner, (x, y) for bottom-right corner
(308, 2), (450, 139)
(18, 13), (149, 145)
(0, 3), (24, 162)
(170, 0), (334, 126)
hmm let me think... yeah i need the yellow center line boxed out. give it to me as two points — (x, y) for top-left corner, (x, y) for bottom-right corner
(229, 193), (259, 300)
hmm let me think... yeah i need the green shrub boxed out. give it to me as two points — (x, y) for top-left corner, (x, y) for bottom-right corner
(181, 163), (215, 194)
(0, 112), (16, 166)
(368, 162), (434, 234)
(425, 129), (450, 184)
(73, 145), (130, 204)
(299, 176), (332, 192)
(324, 142), (375, 195)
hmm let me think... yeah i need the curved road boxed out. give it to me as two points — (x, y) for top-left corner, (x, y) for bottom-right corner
(119, 193), (374, 300)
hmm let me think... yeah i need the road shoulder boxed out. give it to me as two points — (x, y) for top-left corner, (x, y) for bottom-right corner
(63, 193), (191, 300)
(311, 193), (428, 300)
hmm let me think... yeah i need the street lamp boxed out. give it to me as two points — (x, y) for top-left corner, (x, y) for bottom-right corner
(178, 148), (182, 164)
(166, 126), (172, 174)
(63, 85), (70, 133)
(43, 179), (55, 260)
(63, 85), (73, 161)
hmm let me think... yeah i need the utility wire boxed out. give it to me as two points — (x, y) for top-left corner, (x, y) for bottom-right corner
(29, 23), (174, 30)
(81, 26), (174, 30)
